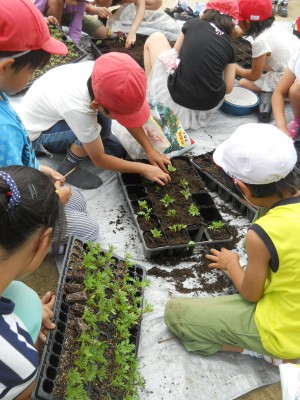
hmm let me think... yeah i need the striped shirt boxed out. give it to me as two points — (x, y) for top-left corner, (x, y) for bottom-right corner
(0, 297), (38, 399)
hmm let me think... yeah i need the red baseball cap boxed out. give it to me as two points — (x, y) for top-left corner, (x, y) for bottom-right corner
(92, 53), (150, 128)
(237, 0), (272, 21)
(205, 0), (239, 20)
(0, 0), (67, 55)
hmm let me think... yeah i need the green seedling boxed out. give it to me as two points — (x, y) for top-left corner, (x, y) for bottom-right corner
(160, 194), (175, 208)
(208, 220), (225, 230)
(150, 228), (162, 238)
(179, 178), (189, 188)
(167, 165), (176, 173)
(188, 203), (200, 217)
(168, 223), (187, 232)
(64, 242), (152, 399)
(137, 200), (152, 221)
(180, 188), (191, 200)
(167, 209), (176, 217)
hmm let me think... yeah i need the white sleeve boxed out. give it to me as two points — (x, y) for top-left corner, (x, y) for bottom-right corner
(62, 109), (101, 144)
(252, 39), (272, 59)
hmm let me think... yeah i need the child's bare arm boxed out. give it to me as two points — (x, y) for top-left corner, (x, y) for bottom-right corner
(125, 0), (146, 48)
(83, 137), (171, 184)
(174, 32), (184, 54)
(236, 53), (267, 81)
(206, 229), (269, 302)
(272, 69), (296, 135)
(223, 63), (236, 94)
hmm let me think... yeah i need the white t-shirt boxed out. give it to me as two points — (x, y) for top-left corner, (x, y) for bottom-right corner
(252, 23), (300, 73)
(20, 61), (101, 143)
(288, 51), (300, 76)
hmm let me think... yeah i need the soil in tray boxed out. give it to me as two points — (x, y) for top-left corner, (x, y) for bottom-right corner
(143, 230), (168, 248)
(193, 151), (227, 184)
(207, 226), (231, 240)
(233, 37), (252, 69)
(93, 37), (146, 68)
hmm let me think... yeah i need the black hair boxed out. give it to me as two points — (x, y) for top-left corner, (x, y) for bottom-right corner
(218, 167), (300, 199)
(0, 49), (51, 73)
(201, 9), (235, 36)
(245, 16), (275, 38)
(0, 166), (65, 253)
(87, 76), (110, 115)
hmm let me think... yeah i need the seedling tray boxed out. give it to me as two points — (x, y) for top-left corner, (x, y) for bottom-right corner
(190, 154), (256, 222)
(90, 34), (148, 69)
(32, 236), (146, 400)
(118, 156), (233, 259)
(18, 25), (87, 94)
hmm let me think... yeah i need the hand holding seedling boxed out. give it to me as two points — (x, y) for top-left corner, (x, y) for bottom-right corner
(125, 32), (137, 48)
(146, 148), (171, 174)
(142, 164), (171, 186)
(97, 7), (113, 19)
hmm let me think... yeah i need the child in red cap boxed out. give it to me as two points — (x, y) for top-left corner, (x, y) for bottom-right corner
(144, 0), (238, 130)
(20, 53), (171, 189)
(235, 0), (300, 93)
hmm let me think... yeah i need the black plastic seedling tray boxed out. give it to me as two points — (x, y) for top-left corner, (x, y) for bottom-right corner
(190, 155), (256, 222)
(32, 236), (146, 400)
(118, 157), (233, 259)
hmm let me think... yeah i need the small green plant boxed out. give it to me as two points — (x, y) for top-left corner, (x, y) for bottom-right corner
(160, 194), (175, 208)
(188, 203), (200, 217)
(167, 165), (176, 173)
(208, 220), (225, 230)
(150, 228), (162, 238)
(167, 209), (176, 217)
(179, 178), (189, 188)
(168, 223), (187, 232)
(180, 188), (191, 200)
(137, 200), (152, 221)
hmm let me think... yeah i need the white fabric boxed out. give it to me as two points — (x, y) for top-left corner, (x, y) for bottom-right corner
(20, 62), (100, 143)
(252, 22), (300, 91)
(147, 50), (222, 131)
(288, 51), (300, 78)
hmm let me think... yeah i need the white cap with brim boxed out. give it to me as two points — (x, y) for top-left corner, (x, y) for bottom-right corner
(213, 123), (297, 185)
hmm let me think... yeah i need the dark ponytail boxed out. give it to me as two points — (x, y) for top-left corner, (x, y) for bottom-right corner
(0, 166), (65, 253)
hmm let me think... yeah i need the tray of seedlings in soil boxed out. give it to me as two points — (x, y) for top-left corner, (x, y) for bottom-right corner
(118, 156), (233, 259)
(18, 25), (87, 94)
(32, 236), (151, 400)
(90, 33), (148, 69)
(190, 151), (256, 222)
(233, 37), (253, 70)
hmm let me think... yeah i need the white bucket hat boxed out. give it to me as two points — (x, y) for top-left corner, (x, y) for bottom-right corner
(213, 123), (297, 184)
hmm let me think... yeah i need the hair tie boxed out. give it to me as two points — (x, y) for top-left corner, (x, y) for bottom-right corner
(0, 171), (21, 210)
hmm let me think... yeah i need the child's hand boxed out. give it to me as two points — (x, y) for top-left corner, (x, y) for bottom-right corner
(141, 164), (171, 185)
(125, 32), (136, 48)
(54, 181), (71, 205)
(205, 247), (240, 272)
(40, 165), (65, 185)
(147, 149), (171, 174)
(45, 16), (59, 25)
(39, 291), (56, 343)
(97, 7), (112, 19)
